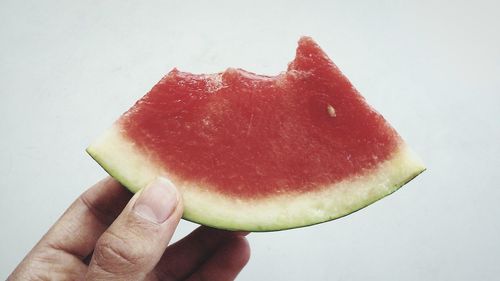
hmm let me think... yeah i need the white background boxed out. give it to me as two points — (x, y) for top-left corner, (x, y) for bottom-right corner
(1, 0), (499, 280)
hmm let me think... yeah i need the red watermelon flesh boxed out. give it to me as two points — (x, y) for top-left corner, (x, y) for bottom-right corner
(87, 37), (425, 231)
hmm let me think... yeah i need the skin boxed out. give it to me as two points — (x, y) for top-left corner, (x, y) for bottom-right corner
(8, 177), (251, 281)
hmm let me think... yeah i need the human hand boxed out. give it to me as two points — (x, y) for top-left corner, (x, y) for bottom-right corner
(9, 177), (250, 280)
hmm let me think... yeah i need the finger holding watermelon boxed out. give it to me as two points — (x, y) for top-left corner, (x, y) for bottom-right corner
(9, 177), (250, 281)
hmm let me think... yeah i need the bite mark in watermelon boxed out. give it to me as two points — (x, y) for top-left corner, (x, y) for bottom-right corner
(87, 37), (425, 231)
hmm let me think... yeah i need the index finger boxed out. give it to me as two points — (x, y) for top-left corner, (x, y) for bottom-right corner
(37, 177), (132, 259)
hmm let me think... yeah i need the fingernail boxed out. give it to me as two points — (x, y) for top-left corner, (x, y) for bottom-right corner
(133, 177), (179, 223)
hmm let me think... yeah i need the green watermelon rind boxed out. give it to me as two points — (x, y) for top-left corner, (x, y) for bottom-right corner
(87, 124), (425, 232)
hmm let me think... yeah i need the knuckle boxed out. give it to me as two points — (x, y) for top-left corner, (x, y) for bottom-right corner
(11, 249), (86, 281)
(92, 231), (147, 274)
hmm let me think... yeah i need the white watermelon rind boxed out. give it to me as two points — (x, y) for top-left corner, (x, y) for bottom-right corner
(87, 124), (425, 232)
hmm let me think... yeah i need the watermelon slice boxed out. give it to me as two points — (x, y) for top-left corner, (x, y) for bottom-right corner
(87, 37), (425, 231)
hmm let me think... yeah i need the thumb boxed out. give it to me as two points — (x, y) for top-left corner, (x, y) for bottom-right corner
(86, 177), (183, 281)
